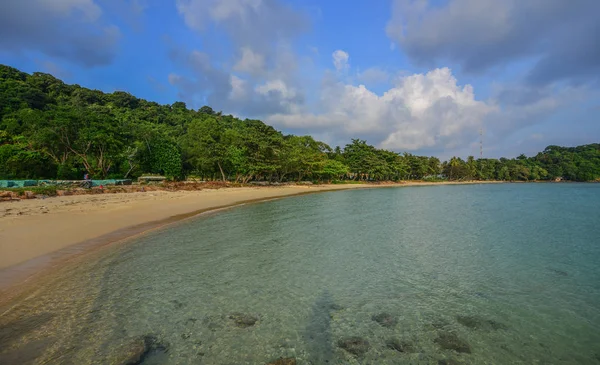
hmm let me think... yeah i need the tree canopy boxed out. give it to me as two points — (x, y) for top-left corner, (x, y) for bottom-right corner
(1, 64), (598, 182)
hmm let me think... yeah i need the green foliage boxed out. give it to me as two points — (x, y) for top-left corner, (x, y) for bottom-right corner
(0, 133), (55, 179)
(0, 64), (598, 183)
(149, 139), (182, 179)
(318, 159), (350, 182)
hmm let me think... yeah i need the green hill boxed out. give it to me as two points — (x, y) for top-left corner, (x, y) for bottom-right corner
(1, 64), (598, 182)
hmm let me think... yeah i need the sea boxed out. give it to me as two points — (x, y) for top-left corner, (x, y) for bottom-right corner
(1, 183), (599, 364)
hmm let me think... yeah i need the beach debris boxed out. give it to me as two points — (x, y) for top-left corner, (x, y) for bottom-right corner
(372, 312), (397, 328)
(23, 191), (36, 199)
(386, 338), (416, 353)
(456, 315), (508, 331)
(229, 313), (258, 328)
(434, 332), (471, 353)
(266, 357), (297, 365)
(0, 191), (19, 201)
(338, 337), (370, 356)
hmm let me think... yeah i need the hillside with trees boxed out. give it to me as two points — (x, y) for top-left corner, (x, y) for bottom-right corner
(1, 65), (599, 182)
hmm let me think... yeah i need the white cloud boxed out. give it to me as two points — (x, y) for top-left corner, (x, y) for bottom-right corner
(255, 79), (296, 99)
(171, 0), (309, 114)
(229, 74), (247, 100)
(267, 67), (495, 151)
(233, 47), (266, 75)
(332, 50), (349, 72)
(175, 0), (308, 56)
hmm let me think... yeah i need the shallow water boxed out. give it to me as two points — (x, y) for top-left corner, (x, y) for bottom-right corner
(1, 184), (600, 364)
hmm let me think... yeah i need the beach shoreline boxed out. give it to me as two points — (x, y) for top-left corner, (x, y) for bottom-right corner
(0, 181), (501, 297)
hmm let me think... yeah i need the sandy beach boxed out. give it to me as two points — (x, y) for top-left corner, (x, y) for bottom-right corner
(0, 186), (360, 268)
(0, 181), (501, 292)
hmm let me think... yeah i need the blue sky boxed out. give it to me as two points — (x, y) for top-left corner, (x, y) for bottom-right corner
(1, 0), (598, 159)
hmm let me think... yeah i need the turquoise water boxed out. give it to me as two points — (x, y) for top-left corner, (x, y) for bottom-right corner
(1, 184), (600, 364)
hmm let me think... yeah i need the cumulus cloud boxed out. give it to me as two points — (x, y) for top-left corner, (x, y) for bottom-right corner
(170, 0), (311, 115)
(387, 0), (600, 85)
(168, 45), (304, 116)
(0, 0), (121, 67)
(266, 67), (495, 152)
(176, 0), (308, 62)
(332, 50), (350, 72)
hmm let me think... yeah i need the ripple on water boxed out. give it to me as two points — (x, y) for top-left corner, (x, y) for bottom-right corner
(1, 184), (600, 364)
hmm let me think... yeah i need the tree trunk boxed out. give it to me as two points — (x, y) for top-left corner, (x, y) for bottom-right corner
(217, 162), (226, 181)
(124, 161), (136, 178)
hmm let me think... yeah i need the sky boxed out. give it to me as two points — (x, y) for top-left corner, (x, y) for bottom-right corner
(1, 0), (599, 159)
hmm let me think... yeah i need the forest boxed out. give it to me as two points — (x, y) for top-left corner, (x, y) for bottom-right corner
(1, 64), (599, 183)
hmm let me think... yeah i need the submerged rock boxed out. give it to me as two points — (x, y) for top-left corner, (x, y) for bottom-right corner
(431, 319), (450, 329)
(266, 357), (297, 365)
(0, 338), (54, 365)
(456, 315), (508, 331)
(548, 268), (568, 276)
(386, 338), (416, 353)
(329, 303), (344, 311)
(112, 337), (146, 365)
(229, 313), (258, 328)
(171, 299), (184, 309)
(438, 359), (461, 365)
(434, 332), (471, 354)
(372, 312), (397, 328)
(338, 337), (370, 356)
(0, 312), (55, 346)
(111, 335), (169, 365)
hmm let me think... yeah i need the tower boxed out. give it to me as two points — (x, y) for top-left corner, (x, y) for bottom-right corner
(479, 128), (483, 159)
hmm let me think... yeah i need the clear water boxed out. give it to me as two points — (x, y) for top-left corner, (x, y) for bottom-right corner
(1, 184), (600, 365)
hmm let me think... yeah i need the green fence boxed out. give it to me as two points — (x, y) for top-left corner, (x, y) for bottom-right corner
(0, 179), (132, 188)
(0, 180), (38, 188)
